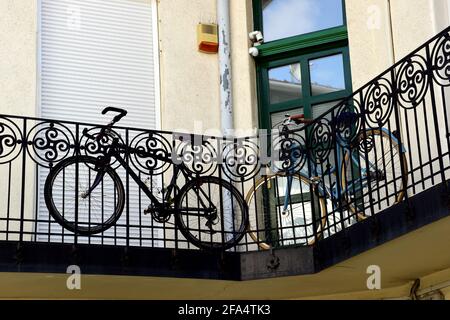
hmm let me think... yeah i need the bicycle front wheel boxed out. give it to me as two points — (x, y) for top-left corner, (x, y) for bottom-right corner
(342, 129), (408, 217)
(175, 176), (248, 250)
(246, 173), (327, 250)
(44, 156), (125, 235)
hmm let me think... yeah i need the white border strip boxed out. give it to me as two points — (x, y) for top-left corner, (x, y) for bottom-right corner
(36, 0), (42, 117)
(152, 0), (162, 131)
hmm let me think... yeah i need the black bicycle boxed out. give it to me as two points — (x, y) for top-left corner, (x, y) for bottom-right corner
(44, 107), (248, 250)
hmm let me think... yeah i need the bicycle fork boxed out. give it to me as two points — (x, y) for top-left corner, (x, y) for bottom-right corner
(80, 168), (106, 199)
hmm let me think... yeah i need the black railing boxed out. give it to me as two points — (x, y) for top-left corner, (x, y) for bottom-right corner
(0, 114), (264, 251)
(1, 26), (450, 252)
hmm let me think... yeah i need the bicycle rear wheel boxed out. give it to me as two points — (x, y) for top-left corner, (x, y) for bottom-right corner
(175, 176), (248, 250)
(246, 173), (327, 249)
(44, 156), (125, 235)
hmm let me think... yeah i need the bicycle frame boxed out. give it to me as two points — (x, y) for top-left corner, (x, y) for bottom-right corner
(281, 127), (404, 212)
(86, 135), (191, 213)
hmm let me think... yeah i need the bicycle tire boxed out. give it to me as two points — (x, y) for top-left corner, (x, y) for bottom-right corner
(342, 129), (408, 219)
(44, 155), (125, 235)
(246, 173), (327, 250)
(175, 176), (248, 250)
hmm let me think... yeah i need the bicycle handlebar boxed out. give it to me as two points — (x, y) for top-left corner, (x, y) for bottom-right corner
(102, 107), (127, 124)
(81, 107), (128, 142)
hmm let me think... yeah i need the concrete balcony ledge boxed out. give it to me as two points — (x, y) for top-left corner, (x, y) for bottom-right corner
(0, 180), (449, 285)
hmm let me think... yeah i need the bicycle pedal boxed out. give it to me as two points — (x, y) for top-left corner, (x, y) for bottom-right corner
(204, 221), (217, 234)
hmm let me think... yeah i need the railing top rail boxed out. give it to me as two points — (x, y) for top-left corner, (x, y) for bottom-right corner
(269, 24), (450, 135)
(0, 113), (257, 142)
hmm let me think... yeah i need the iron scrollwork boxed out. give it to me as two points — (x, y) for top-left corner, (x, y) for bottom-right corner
(129, 131), (172, 175)
(333, 98), (362, 148)
(0, 117), (22, 164)
(26, 121), (75, 168)
(271, 129), (307, 174)
(308, 118), (334, 165)
(364, 77), (394, 128)
(396, 55), (429, 109)
(431, 32), (450, 87)
(222, 137), (260, 182)
(80, 126), (124, 168)
(173, 134), (218, 176)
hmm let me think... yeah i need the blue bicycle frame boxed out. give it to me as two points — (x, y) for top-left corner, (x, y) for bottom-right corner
(281, 127), (406, 212)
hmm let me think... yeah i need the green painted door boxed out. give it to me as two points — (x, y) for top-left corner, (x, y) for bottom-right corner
(253, 0), (353, 129)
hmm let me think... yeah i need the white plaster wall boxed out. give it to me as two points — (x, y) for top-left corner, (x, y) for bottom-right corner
(0, 1), (38, 240)
(157, 0), (257, 135)
(0, 0), (37, 117)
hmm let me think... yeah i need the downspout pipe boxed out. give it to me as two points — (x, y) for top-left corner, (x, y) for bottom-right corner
(386, 0), (396, 64)
(217, 0), (234, 136)
(217, 0), (234, 245)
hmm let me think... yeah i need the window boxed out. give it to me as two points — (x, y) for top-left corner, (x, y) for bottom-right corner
(253, 0), (352, 129)
(309, 54), (346, 96)
(262, 0), (345, 42)
(269, 63), (303, 103)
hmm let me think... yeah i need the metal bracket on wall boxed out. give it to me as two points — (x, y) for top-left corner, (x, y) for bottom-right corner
(217, 251), (227, 272)
(170, 248), (179, 270)
(370, 218), (381, 242)
(405, 200), (416, 223)
(341, 235), (352, 255)
(267, 249), (280, 271)
(121, 247), (130, 268)
(70, 244), (80, 266)
(14, 242), (24, 266)
(442, 180), (450, 210)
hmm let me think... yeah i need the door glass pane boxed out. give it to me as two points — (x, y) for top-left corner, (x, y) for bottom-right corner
(309, 54), (346, 96)
(312, 100), (340, 119)
(269, 63), (302, 104)
(311, 100), (343, 178)
(270, 107), (304, 129)
(262, 0), (344, 42)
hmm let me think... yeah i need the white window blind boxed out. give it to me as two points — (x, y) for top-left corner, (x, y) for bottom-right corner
(37, 0), (161, 246)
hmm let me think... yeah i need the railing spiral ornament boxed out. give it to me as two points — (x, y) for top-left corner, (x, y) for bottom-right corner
(308, 118), (334, 165)
(271, 130), (307, 174)
(174, 135), (218, 176)
(364, 77), (394, 128)
(129, 131), (172, 175)
(357, 131), (375, 154)
(26, 121), (75, 168)
(396, 55), (429, 109)
(334, 98), (362, 147)
(80, 126), (124, 168)
(431, 32), (450, 86)
(222, 137), (260, 182)
(0, 116), (23, 164)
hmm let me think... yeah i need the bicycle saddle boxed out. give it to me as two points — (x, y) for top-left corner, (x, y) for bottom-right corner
(289, 114), (314, 125)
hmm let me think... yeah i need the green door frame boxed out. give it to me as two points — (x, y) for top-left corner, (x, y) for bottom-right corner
(258, 46), (353, 129)
(252, 0), (353, 129)
(251, 0), (354, 247)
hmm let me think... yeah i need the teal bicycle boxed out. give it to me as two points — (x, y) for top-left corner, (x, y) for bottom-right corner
(246, 113), (408, 249)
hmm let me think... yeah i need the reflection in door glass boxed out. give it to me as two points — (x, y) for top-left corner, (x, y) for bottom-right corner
(262, 0), (344, 42)
(269, 63), (302, 104)
(312, 100), (340, 119)
(271, 107), (304, 129)
(309, 54), (346, 96)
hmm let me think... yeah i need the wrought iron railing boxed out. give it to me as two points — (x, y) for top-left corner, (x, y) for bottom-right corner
(1, 26), (450, 252)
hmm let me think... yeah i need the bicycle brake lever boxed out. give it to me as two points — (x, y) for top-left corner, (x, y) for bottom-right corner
(82, 128), (96, 141)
